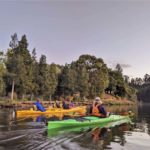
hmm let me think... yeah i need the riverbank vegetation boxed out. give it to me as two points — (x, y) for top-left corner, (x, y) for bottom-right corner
(130, 74), (150, 103)
(0, 33), (137, 103)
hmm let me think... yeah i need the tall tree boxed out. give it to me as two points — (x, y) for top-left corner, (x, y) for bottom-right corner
(76, 55), (109, 98)
(6, 34), (33, 99)
(6, 33), (19, 100)
(30, 48), (39, 98)
(57, 64), (76, 96)
(37, 55), (55, 99)
(9, 33), (18, 49)
(76, 65), (89, 98)
(0, 51), (6, 95)
(144, 74), (150, 84)
(16, 35), (33, 98)
(47, 63), (60, 100)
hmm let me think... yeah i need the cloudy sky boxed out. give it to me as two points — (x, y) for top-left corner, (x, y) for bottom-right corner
(0, 0), (150, 78)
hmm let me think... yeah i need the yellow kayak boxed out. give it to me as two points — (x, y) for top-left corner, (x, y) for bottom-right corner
(16, 106), (86, 116)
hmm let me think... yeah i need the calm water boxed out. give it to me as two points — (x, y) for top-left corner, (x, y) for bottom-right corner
(0, 104), (150, 150)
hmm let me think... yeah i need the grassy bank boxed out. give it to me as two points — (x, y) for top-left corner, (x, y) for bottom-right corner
(101, 94), (136, 105)
(0, 94), (136, 109)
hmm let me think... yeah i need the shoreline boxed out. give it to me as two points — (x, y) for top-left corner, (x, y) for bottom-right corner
(0, 98), (136, 109)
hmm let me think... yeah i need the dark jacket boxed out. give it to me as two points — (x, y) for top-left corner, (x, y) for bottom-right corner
(62, 101), (69, 109)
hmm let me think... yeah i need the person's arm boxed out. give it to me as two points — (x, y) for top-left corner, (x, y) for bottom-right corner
(99, 105), (107, 116)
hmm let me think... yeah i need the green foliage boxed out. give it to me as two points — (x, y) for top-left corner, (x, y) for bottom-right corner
(105, 68), (136, 100)
(1, 33), (137, 101)
(30, 48), (39, 96)
(76, 65), (89, 97)
(115, 63), (123, 73)
(57, 64), (76, 96)
(37, 55), (48, 97)
(47, 63), (60, 98)
(57, 55), (109, 98)
(131, 73), (150, 103)
(0, 51), (6, 95)
(6, 34), (34, 99)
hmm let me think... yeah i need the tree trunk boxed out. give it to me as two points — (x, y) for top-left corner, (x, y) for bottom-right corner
(11, 79), (15, 101)
(30, 94), (34, 101)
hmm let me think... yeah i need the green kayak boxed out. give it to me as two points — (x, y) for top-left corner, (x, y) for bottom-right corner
(47, 117), (131, 137)
(47, 115), (130, 130)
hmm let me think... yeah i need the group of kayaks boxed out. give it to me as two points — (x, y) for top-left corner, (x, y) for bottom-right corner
(16, 106), (131, 131)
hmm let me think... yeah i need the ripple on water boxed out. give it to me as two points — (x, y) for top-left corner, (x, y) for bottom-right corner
(110, 131), (150, 150)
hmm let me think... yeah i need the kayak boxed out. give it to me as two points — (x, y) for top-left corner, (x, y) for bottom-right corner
(47, 115), (130, 130)
(16, 106), (86, 116)
(47, 116), (131, 137)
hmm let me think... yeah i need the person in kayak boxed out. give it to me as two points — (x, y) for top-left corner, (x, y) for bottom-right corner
(55, 100), (61, 108)
(90, 97), (107, 117)
(62, 99), (70, 109)
(34, 98), (46, 112)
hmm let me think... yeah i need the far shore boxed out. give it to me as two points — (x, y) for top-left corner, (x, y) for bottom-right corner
(0, 96), (136, 109)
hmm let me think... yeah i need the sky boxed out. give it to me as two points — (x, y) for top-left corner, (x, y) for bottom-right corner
(0, 0), (150, 78)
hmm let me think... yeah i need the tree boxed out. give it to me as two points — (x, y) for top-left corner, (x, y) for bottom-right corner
(106, 69), (128, 97)
(57, 64), (77, 96)
(76, 65), (89, 98)
(116, 64), (123, 73)
(124, 75), (130, 83)
(76, 55), (109, 98)
(105, 70), (117, 94)
(144, 74), (150, 84)
(9, 33), (18, 49)
(37, 55), (56, 99)
(16, 35), (33, 98)
(48, 63), (60, 100)
(30, 48), (39, 99)
(6, 34), (33, 99)
(0, 51), (6, 96)
(6, 33), (19, 100)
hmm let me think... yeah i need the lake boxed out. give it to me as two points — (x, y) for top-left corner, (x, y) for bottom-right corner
(0, 104), (150, 150)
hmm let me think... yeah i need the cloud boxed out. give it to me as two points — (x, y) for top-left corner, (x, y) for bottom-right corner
(106, 60), (131, 69)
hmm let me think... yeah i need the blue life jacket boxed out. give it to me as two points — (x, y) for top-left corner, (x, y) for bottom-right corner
(35, 101), (46, 112)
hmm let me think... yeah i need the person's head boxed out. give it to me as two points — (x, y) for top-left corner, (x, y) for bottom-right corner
(37, 98), (41, 102)
(95, 97), (102, 105)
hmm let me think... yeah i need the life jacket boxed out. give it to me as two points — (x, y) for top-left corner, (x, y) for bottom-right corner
(35, 101), (46, 112)
(92, 104), (106, 117)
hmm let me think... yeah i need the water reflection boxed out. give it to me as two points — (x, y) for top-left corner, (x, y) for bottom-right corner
(0, 104), (150, 150)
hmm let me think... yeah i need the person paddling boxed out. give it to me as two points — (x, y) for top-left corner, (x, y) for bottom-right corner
(90, 97), (107, 117)
(34, 98), (46, 112)
(62, 99), (70, 109)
